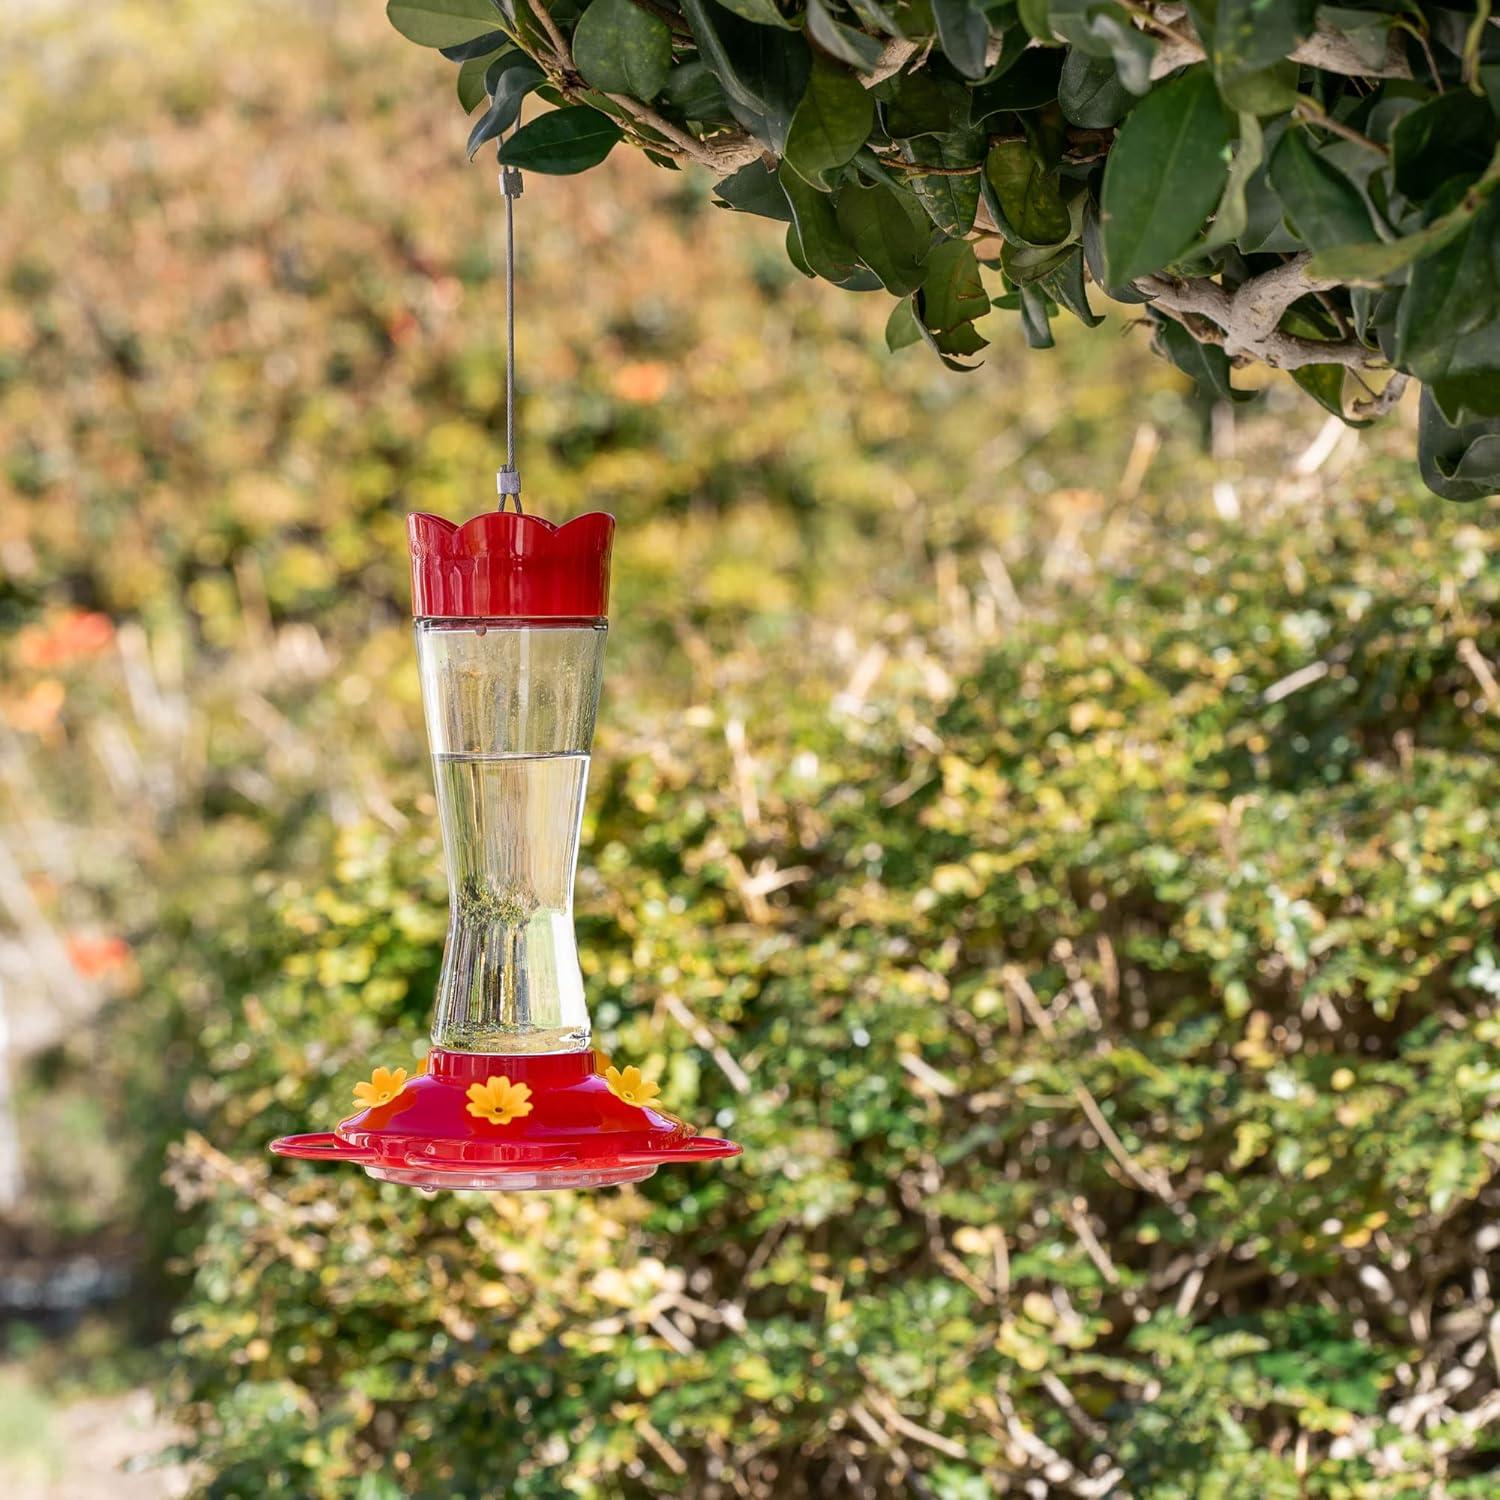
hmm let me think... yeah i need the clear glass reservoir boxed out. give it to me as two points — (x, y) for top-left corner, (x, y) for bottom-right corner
(416, 619), (607, 1054)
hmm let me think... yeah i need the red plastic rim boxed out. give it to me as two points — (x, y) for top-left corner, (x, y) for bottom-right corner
(270, 1048), (740, 1192)
(408, 511), (614, 620)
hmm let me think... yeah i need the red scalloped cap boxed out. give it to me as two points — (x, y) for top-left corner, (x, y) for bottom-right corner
(407, 511), (615, 619)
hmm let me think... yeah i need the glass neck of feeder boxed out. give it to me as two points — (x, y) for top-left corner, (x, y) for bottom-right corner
(415, 618), (607, 1055)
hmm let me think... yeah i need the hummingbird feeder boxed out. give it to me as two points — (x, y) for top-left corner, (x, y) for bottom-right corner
(270, 153), (740, 1191)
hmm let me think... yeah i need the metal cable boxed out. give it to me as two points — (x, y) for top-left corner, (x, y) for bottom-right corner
(497, 154), (524, 513)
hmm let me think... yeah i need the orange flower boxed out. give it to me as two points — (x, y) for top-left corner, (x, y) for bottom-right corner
(353, 1065), (408, 1109)
(605, 1064), (661, 1108)
(66, 933), (131, 979)
(16, 610), (114, 669)
(465, 1075), (533, 1126)
(611, 360), (669, 404)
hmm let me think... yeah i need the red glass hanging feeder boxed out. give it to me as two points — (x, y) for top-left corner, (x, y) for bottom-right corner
(270, 157), (740, 1192)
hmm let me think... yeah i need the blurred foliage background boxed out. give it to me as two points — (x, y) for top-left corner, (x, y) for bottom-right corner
(3, 2), (1500, 1497)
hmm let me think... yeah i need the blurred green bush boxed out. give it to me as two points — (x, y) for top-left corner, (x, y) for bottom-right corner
(3, 4), (1500, 1498)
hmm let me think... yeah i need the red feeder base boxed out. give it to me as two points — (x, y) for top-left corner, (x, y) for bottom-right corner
(270, 1048), (740, 1192)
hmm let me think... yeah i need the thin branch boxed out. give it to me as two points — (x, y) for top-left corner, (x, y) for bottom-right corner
(1294, 97), (1390, 158)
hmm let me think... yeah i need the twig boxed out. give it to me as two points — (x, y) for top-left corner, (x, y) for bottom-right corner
(1294, 97), (1390, 157)
(1073, 1084), (1177, 1203)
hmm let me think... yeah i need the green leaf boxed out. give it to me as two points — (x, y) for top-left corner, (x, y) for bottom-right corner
(902, 130), (984, 236)
(1291, 365), (1367, 425)
(1001, 237), (1073, 286)
(1017, 282), (1056, 347)
(1308, 147), (1500, 280)
(970, 48), (1066, 116)
(836, 183), (932, 294)
(497, 106), (623, 173)
(457, 47), (509, 112)
(1048, 0), (1156, 95)
(466, 58), (546, 157)
(806, 0), (886, 70)
(573, 0), (673, 99)
(780, 165), (861, 281)
(919, 237), (989, 334)
(1100, 66), (1231, 285)
(716, 0), (797, 25)
(1040, 246), (1104, 326)
(1397, 196), (1500, 390)
(664, 60), (734, 122)
(1153, 314), (1253, 403)
(885, 295), (924, 350)
(932, 0), (990, 81)
(713, 159), (794, 220)
(680, 0), (810, 151)
(883, 71), (973, 139)
(983, 140), (1072, 248)
(1418, 387), (1500, 499)
(387, 0), (501, 47)
(1268, 128), (1376, 251)
(1392, 92), (1496, 202)
(1200, 113), (1264, 253)
(1211, 0), (1313, 111)
(1058, 49), (1130, 128)
(785, 57), (875, 188)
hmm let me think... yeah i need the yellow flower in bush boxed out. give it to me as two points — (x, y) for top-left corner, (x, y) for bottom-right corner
(352, 1065), (407, 1108)
(605, 1064), (660, 1108)
(466, 1075), (533, 1126)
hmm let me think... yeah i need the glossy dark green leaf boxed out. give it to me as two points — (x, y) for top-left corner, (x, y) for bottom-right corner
(932, 0), (990, 80)
(902, 130), (984, 235)
(713, 158), (795, 220)
(883, 71), (973, 139)
(439, 28), (509, 60)
(466, 57), (545, 157)
(983, 140), (1072, 248)
(497, 105), (623, 173)
(1082, 196), (1152, 302)
(919, 237), (989, 334)
(1418, 387), (1500, 499)
(715, 0), (797, 25)
(663, 60), (734, 122)
(1016, 282), (1055, 347)
(780, 165), (861, 281)
(970, 48), (1066, 116)
(1199, 114), (1264, 253)
(785, 57), (875, 188)
(679, 0), (811, 151)
(388, 0), (502, 48)
(573, 0), (673, 99)
(457, 46), (509, 112)
(806, 0), (888, 70)
(1153, 314), (1254, 402)
(1392, 92), (1496, 202)
(1268, 128), (1376, 251)
(1001, 237), (1074, 285)
(1210, 0), (1313, 112)
(1058, 48), (1129, 127)
(1040, 246), (1104, 326)
(835, 182), (932, 293)
(1048, 0), (1156, 95)
(1397, 195), (1500, 360)
(1308, 150), (1500, 280)
(1100, 66), (1231, 285)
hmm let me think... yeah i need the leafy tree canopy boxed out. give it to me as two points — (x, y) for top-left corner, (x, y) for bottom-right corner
(390, 0), (1500, 499)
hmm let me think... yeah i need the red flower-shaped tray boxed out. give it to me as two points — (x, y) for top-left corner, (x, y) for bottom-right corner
(270, 1049), (740, 1192)
(408, 510), (614, 620)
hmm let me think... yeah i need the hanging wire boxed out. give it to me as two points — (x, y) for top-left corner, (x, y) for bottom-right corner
(497, 144), (524, 513)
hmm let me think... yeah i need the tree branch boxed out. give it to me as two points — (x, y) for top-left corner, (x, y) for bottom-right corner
(1139, 255), (1383, 372)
